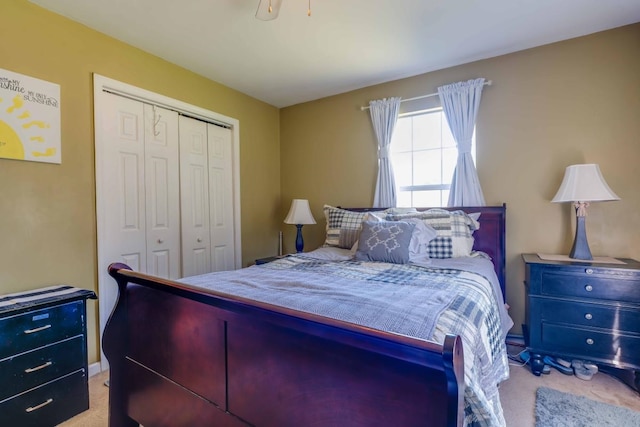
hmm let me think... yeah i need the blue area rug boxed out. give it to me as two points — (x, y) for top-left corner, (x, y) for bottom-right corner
(536, 386), (640, 426)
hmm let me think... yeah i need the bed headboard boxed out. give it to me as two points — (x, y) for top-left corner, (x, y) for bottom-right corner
(344, 204), (507, 302)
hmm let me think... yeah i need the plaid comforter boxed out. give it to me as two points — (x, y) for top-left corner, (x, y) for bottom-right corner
(181, 255), (509, 427)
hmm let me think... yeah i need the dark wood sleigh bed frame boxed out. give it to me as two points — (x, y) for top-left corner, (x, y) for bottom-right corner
(102, 204), (506, 427)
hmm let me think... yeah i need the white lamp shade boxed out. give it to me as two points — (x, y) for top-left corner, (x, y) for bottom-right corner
(284, 199), (316, 225)
(552, 164), (620, 203)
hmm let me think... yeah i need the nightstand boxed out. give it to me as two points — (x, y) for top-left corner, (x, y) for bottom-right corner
(522, 254), (640, 390)
(0, 286), (97, 425)
(255, 256), (282, 265)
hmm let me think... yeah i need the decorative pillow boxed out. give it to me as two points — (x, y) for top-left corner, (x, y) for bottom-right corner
(366, 212), (437, 261)
(387, 209), (479, 258)
(323, 205), (384, 249)
(354, 220), (416, 264)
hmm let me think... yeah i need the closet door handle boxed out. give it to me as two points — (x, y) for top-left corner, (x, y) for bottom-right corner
(197, 238), (202, 243)
(157, 239), (164, 244)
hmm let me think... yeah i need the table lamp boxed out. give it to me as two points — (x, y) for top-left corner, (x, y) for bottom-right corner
(284, 199), (316, 253)
(551, 164), (620, 260)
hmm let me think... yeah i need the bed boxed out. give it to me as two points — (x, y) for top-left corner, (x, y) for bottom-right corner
(102, 204), (510, 427)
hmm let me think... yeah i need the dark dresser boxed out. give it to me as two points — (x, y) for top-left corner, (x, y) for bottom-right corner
(522, 254), (640, 389)
(0, 286), (97, 426)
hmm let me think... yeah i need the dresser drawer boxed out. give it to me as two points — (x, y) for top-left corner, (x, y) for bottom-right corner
(540, 323), (640, 367)
(532, 297), (640, 334)
(0, 300), (84, 360)
(540, 271), (640, 303)
(0, 369), (89, 427)
(0, 336), (85, 401)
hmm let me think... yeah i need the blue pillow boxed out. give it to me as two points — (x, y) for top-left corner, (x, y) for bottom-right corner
(355, 220), (416, 264)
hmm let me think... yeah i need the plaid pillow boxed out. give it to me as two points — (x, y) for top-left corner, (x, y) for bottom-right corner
(323, 205), (384, 249)
(387, 209), (479, 258)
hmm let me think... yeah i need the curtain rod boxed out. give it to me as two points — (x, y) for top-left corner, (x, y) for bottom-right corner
(360, 80), (492, 111)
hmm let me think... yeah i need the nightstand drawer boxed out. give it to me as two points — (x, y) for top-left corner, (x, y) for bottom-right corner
(533, 297), (640, 333)
(0, 301), (84, 360)
(0, 369), (89, 427)
(541, 323), (640, 366)
(540, 271), (640, 303)
(0, 336), (85, 401)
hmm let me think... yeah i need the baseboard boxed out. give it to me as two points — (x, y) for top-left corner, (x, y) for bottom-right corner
(88, 361), (102, 377)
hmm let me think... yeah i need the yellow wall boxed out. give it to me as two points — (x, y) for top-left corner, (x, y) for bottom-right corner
(1, 1), (281, 364)
(281, 23), (640, 335)
(3, 0), (639, 364)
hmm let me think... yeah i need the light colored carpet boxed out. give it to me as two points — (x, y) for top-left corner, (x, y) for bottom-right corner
(501, 350), (640, 427)
(535, 386), (640, 426)
(61, 359), (639, 426)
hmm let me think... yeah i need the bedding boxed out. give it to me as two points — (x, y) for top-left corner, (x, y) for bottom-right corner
(387, 209), (480, 258)
(180, 253), (512, 427)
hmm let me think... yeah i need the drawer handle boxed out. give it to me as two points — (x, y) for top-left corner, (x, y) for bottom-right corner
(157, 239), (164, 244)
(584, 313), (593, 320)
(586, 338), (594, 345)
(585, 285), (593, 292)
(197, 238), (202, 243)
(23, 324), (51, 334)
(585, 268), (594, 275)
(24, 361), (53, 373)
(25, 398), (53, 413)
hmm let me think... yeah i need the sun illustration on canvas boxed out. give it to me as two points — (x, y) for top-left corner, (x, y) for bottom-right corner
(0, 68), (61, 164)
(0, 94), (54, 160)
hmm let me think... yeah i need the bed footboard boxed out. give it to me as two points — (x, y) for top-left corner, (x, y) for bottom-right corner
(103, 263), (464, 427)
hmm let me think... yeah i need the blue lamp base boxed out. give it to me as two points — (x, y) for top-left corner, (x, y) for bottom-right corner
(569, 215), (593, 260)
(295, 224), (305, 253)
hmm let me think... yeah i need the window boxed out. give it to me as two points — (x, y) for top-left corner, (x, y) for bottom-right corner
(391, 108), (475, 207)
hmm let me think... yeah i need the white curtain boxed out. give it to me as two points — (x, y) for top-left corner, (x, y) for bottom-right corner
(438, 78), (486, 207)
(369, 97), (401, 208)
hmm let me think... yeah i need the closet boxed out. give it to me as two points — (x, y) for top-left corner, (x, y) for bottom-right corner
(94, 75), (240, 370)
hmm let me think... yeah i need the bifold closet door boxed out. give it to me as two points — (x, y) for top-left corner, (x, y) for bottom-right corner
(143, 104), (181, 279)
(207, 123), (235, 272)
(97, 93), (180, 281)
(179, 116), (235, 276)
(179, 115), (212, 277)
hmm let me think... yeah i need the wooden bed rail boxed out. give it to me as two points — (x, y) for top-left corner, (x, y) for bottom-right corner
(103, 263), (465, 427)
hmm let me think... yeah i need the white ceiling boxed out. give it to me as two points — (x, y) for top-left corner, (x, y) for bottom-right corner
(29, 0), (640, 108)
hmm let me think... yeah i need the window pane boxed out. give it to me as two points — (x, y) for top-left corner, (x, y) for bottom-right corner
(412, 190), (442, 207)
(442, 190), (450, 206)
(392, 152), (412, 186)
(413, 113), (441, 150)
(390, 108), (475, 209)
(396, 191), (412, 208)
(414, 149), (441, 185)
(391, 118), (412, 153)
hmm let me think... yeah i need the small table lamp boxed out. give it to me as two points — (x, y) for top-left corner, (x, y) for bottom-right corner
(552, 164), (620, 260)
(284, 199), (316, 253)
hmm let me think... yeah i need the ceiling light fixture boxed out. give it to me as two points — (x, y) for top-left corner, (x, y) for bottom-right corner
(255, 0), (311, 21)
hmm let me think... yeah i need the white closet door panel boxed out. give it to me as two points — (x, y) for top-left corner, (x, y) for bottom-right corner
(208, 124), (235, 271)
(144, 105), (180, 279)
(180, 116), (211, 277)
(100, 93), (147, 271)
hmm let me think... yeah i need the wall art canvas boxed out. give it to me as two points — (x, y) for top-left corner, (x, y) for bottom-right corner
(0, 68), (61, 164)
